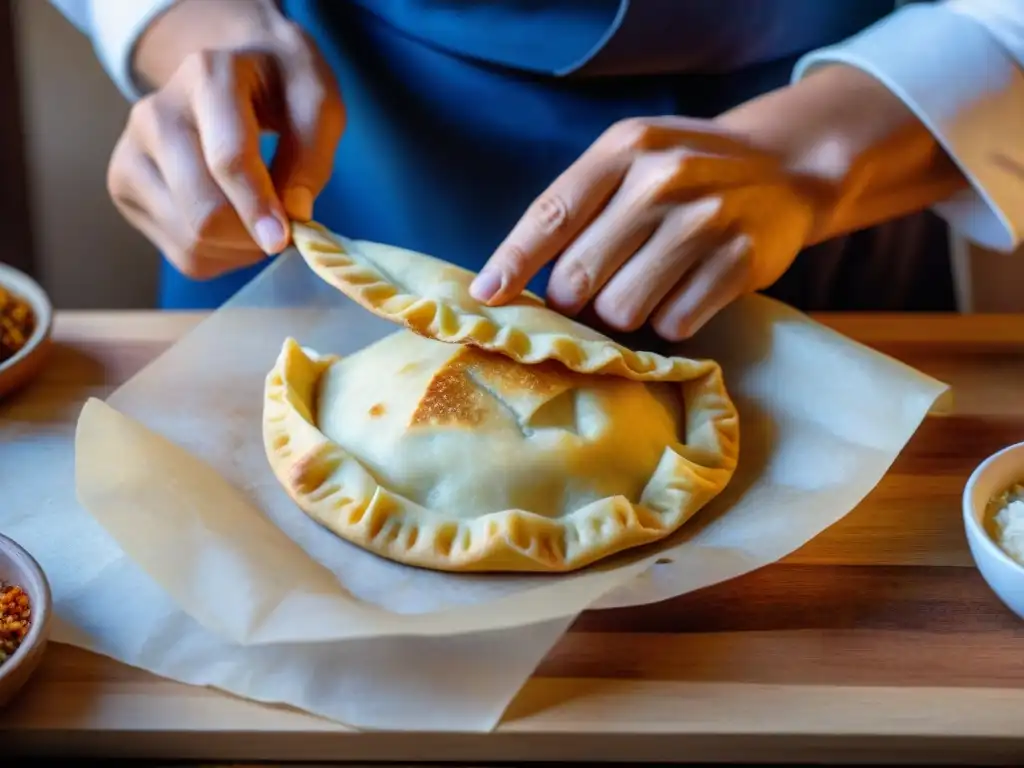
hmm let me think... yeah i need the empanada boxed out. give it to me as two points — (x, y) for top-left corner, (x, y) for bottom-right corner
(264, 330), (737, 572)
(264, 223), (739, 572)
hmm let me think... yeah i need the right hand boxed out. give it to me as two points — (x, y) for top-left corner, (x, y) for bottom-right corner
(107, 13), (344, 280)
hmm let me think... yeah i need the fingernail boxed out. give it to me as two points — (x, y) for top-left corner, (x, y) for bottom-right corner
(283, 187), (313, 221)
(255, 215), (286, 254)
(470, 268), (503, 302)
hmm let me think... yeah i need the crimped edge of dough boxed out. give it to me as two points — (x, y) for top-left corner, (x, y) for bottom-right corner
(291, 220), (718, 384)
(263, 337), (741, 573)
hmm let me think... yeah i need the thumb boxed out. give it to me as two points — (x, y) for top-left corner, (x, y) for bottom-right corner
(270, 50), (346, 221)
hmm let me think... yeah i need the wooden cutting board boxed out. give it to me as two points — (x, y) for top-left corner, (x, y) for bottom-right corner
(4, 311), (1024, 765)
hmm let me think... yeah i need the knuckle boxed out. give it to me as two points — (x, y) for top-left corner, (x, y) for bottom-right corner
(655, 316), (693, 342)
(175, 254), (206, 280)
(729, 234), (754, 262)
(620, 153), (673, 205)
(105, 141), (133, 201)
(665, 153), (695, 189)
(637, 151), (695, 204)
(275, 20), (310, 55)
(605, 117), (653, 152)
(529, 192), (572, 236)
(126, 95), (159, 132)
(182, 49), (227, 82)
(697, 194), (726, 222)
(669, 148), (696, 175)
(288, 79), (331, 134)
(301, 80), (329, 110)
(128, 93), (185, 146)
(660, 197), (725, 250)
(552, 258), (594, 307)
(206, 142), (251, 180)
(624, 163), (669, 207)
(177, 248), (219, 281)
(597, 301), (645, 333)
(322, 87), (345, 119)
(495, 242), (534, 276)
(720, 235), (754, 277)
(319, 93), (346, 139)
(183, 202), (221, 245)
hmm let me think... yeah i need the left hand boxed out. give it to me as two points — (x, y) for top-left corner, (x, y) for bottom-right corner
(469, 116), (823, 340)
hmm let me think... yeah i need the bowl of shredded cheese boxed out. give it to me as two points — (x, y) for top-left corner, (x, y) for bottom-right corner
(0, 263), (53, 400)
(963, 440), (1024, 620)
(0, 534), (52, 707)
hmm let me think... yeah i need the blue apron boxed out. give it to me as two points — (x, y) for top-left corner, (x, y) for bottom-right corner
(160, 0), (952, 312)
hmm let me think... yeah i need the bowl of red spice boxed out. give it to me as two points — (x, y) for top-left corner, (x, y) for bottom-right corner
(0, 534), (52, 707)
(0, 263), (53, 401)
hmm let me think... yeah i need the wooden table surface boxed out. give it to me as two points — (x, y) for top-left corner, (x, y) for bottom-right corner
(4, 310), (1024, 765)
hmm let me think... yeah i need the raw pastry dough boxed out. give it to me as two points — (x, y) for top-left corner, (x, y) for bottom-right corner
(292, 221), (708, 382)
(263, 222), (740, 572)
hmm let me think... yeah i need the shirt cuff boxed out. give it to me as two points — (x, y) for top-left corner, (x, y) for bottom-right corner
(87, 0), (180, 101)
(792, 2), (1024, 253)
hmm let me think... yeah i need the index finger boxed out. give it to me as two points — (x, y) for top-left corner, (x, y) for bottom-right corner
(270, 37), (346, 221)
(189, 52), (289, 254)
(470, 142), (629, 305)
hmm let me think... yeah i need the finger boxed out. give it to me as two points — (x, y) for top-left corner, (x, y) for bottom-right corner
(652, 234), (752, 341)
(187, 52), (289, 255)
(269, 32), (346, 220)
(540, 143), (764, 316)
(592, 197), (726, 332)
(133, 96), (261, 253)
(542, 181), (662, 315)
(471, 119), (660, 305)
(108, 135), (190, 262)
(179, 242), (270, 281)
(119, 166), (266, 280)
(109, 135), (266, 280)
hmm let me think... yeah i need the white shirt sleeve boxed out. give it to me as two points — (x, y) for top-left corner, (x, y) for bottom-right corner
(793, 0), (1024, 253)
(47, 0), (179, 101)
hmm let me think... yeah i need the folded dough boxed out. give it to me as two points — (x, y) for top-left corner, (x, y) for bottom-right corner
(265, 224), (740, 571)
(292, 221), (713, 382)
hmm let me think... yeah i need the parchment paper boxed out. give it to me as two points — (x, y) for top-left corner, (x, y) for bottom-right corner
(4, 248), (948, 732)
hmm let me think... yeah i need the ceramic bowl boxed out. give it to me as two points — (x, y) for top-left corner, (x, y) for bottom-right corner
(963, 440), (1024, 620)
(0, 263), (53, 401)
(0, 534), (52, 707)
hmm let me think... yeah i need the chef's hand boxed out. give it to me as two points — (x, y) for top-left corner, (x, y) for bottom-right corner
(470, 116), (819, 341)
(106, 0), (344, 280)
(471, 64), (967, 341)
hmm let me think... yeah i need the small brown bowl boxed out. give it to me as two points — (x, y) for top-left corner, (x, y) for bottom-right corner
(0, 534), (52, 707)
(0, 263), (53, 401)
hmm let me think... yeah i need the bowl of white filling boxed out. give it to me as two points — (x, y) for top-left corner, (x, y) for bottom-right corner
(964, 440), (1024, 619)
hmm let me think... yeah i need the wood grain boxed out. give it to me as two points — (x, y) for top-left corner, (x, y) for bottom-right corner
(3, 310), (1024, 764)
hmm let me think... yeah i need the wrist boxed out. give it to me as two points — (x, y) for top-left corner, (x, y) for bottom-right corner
(715, 64), (966, 244)
(133, 0), (288, 91)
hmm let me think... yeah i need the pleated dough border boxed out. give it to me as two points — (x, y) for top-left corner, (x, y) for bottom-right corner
(292, 221), (720, 384)
(262, 336), (740, 573)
